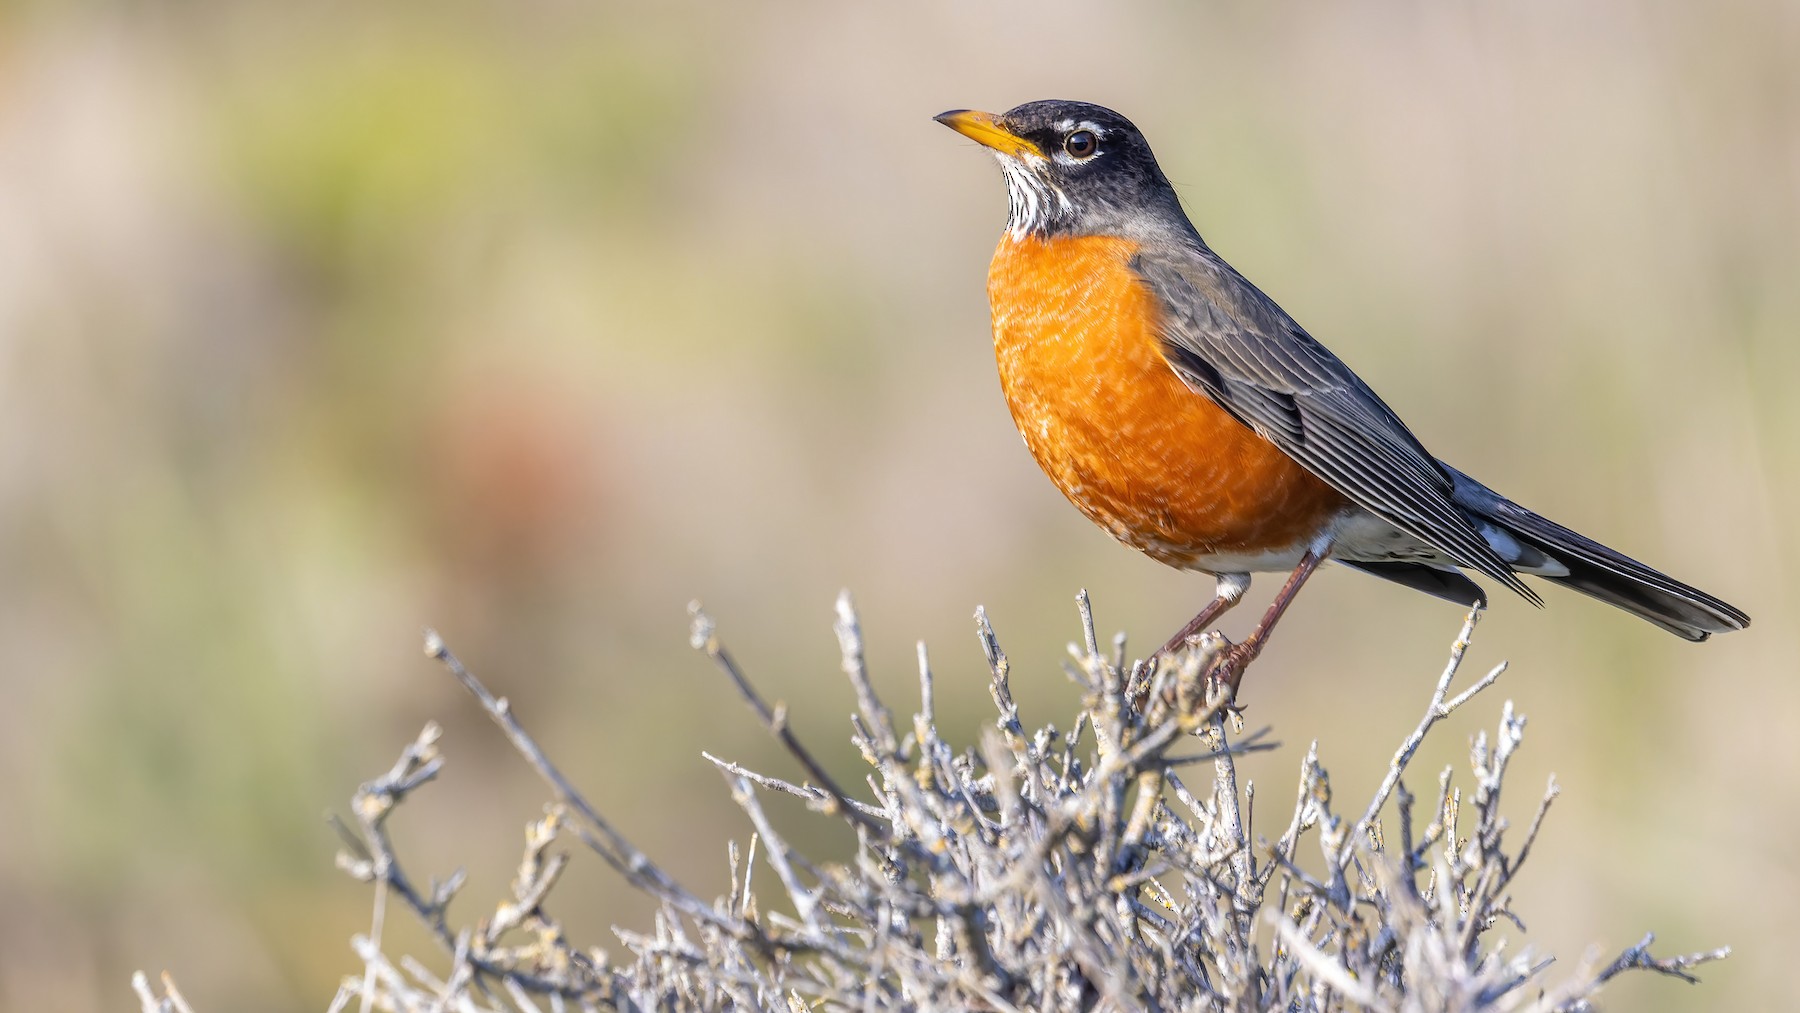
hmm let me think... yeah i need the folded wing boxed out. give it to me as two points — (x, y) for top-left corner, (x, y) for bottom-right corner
(1132, 245), (1538, 602)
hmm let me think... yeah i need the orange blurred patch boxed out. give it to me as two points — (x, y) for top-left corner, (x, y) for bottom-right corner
(421, 370), (611, 583)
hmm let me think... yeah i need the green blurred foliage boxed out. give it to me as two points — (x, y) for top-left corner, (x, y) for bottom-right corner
(0, 1), (1793, 1010)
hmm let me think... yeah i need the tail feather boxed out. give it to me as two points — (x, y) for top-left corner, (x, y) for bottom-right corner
(1339, 560), (1488, 609)
(1444, 466), (1750, 641)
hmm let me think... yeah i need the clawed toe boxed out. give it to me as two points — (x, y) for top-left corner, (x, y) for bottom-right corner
(1203, 641), (1257, 705)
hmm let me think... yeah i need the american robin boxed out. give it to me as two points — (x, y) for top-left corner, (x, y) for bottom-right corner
(937, 100), (1748, 688)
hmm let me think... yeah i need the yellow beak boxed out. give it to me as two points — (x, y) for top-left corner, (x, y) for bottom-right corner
(934, 109), (1044, 159)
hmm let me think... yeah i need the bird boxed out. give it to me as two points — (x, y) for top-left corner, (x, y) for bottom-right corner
(936, 100), (1748, 690)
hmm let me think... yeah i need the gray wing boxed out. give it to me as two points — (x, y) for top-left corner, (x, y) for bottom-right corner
(1131, 245), (1538, 602)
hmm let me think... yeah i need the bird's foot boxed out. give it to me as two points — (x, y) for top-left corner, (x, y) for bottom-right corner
(1138, 631), (1229, 715)
(1203, 639), (1259, 712)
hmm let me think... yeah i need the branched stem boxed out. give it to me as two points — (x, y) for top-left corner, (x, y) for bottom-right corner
(169, 598), (1728, 1013)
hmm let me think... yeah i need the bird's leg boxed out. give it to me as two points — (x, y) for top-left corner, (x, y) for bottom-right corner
(1209, 544), (1331, 698)
(1150, 573), (1252, 663)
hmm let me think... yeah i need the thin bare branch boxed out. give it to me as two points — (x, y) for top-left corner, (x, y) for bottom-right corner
(244, 599), (1726, 1012)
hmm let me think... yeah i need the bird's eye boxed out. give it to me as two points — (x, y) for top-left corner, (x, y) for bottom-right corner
(1063, 130), (1098, 159)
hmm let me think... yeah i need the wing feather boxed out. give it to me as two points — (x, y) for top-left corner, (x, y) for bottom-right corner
(1134, 246), (1537, 602)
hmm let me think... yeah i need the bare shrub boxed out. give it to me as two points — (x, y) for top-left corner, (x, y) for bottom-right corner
(137, 593), (1726, 1012)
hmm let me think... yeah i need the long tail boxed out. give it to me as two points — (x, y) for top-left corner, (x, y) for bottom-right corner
(1446, 466), (1750, 641)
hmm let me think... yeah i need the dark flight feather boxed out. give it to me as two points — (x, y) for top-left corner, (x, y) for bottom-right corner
(1133, 246), (1540, 603)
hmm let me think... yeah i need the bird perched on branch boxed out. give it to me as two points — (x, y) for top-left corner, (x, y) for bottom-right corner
(937, 100), (1748, 691)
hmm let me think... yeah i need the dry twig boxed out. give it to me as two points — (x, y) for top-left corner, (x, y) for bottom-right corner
(139, 593), (1727, 1011)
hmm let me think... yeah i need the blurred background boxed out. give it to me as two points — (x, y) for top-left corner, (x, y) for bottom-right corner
(0, 0), (1794, 1008)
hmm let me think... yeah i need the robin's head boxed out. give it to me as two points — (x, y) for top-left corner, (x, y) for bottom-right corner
(935, 100), (1184, 241)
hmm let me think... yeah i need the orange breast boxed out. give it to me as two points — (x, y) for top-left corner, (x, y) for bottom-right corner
(987, 234), (1346, 570)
